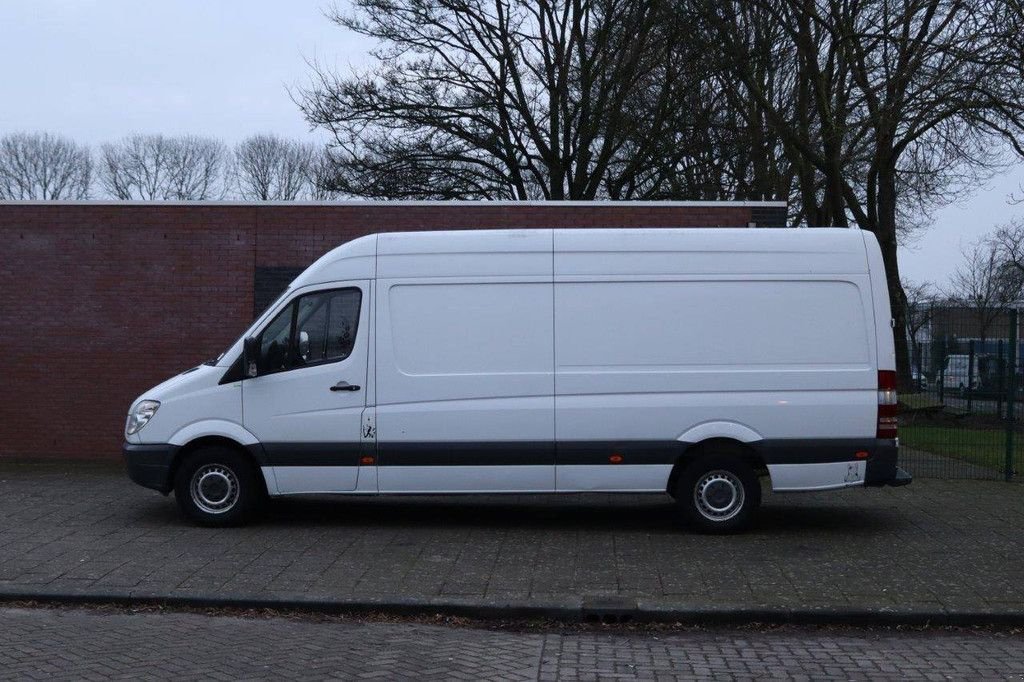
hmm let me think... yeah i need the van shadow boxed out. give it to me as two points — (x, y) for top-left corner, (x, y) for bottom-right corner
(263, 495), (677, 532)
(249, 494), (898, 535)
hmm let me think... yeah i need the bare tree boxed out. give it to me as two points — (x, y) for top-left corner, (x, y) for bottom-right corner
(903, 278), (936, 345)
(306, 149), (341, 200)
(1011, 182), (1023, 205)
(946, 238), (1019, 346)
(234, 134), (318, 200)
(991, 218), (1024, 282)
(298, 0), (723, 200)
(99, 134), (230, 200)
(697, 0), (1024, 388)
(0, 132), (92, 199)
(296, 0), (1024, 383)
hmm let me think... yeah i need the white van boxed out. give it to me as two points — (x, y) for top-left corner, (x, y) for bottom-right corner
(941, 353), (990, 395)
(124, 228), (910, 532)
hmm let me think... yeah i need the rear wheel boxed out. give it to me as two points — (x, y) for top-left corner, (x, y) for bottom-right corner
(674, 453), (761, 534)
(174, 446), (263, 527)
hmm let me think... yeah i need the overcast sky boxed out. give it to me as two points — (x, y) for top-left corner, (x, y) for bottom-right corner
(2, 0), (1021, 285)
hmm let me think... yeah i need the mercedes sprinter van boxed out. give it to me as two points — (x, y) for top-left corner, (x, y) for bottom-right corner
(124, 228), (911, 532)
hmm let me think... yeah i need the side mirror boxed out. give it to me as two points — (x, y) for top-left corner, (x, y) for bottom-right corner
(298, 330), (310, 362)
(243, 337), (259, 378)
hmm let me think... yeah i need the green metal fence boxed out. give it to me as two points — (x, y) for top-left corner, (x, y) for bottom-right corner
(902, 309), (1020, 481)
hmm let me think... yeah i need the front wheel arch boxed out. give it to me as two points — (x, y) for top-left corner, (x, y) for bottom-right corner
(170, 436), (269, 498)
(173, 443), (266, 526)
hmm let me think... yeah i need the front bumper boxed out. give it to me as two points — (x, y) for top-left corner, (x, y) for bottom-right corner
(123, 442), (178, 494)
(864, 439), (912, 487)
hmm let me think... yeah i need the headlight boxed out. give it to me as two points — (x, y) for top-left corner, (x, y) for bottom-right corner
(126, 400), (160, 435)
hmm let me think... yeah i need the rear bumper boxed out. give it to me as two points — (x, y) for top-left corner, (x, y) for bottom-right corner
(864, 439), (912, 487)
(123, 442), (177, 494)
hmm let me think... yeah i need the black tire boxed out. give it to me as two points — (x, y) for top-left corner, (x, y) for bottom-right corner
(674, 452), (761, 534)
(174, 446), (263, 527)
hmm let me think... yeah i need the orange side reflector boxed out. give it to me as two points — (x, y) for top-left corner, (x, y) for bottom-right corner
(360, 456), (375, 465)
(609, 454), (623, 464)
(855, 451), (869, 459)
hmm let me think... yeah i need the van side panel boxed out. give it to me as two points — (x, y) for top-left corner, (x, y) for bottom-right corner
(553, 228), (878, 492)
(365, 229), (888, 495)
(373, 231), (556, 492)
(555, 279), (872, 391)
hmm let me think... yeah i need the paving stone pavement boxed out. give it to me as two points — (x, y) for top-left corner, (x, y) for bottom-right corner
(1, 606), (1023, 680)
(1, 462), (1023, 616)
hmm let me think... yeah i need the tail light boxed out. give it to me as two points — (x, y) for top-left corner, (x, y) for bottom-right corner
(877, 370), (898, 439)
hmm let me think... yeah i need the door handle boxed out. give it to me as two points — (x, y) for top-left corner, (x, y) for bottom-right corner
(330, 381), (361, 392)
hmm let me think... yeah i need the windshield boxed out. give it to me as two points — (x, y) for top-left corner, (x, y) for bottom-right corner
(213, 287), (293, 365)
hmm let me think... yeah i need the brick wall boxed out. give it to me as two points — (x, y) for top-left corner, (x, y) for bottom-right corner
(0, 201), (783, 460)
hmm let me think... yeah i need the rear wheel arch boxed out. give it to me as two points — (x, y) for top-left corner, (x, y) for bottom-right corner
(669, 439), (765, 533)
(667, 438), (767, 497)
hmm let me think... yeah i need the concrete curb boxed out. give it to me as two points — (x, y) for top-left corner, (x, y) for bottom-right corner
(2, 587), (1023, 627)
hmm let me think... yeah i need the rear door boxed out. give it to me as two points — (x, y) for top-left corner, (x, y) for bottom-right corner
(242, 281), (370, 493)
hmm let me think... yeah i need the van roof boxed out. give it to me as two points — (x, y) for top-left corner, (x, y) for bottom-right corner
(296, 227), (871, 285)
(376, 226), (863, 250)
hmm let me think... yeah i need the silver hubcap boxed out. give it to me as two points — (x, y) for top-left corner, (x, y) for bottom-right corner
(190, 464), (239, 514)
(693, 470), (745, 522)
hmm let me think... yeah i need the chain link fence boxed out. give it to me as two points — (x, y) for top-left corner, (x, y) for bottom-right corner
(902, 309), (1021, 481)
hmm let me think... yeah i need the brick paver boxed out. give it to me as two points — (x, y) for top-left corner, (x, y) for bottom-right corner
(1, 606), (1022, 680)
(1, 462), (1023, 616)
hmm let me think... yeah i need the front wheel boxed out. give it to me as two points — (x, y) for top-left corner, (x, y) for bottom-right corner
(174, 447), (263, 527)
(674, 453), (761, 534)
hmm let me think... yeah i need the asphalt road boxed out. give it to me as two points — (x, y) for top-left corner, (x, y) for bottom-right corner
(2, 606), (1023, 680)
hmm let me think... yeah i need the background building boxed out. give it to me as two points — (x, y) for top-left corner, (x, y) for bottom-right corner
(0, 200), (786, 460)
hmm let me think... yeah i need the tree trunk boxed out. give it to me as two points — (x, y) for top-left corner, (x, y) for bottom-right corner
(879, 237), (913, 391)
(876, 165), (913, 391)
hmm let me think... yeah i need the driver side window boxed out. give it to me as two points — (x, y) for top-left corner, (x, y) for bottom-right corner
(255, 288), (362, 375)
